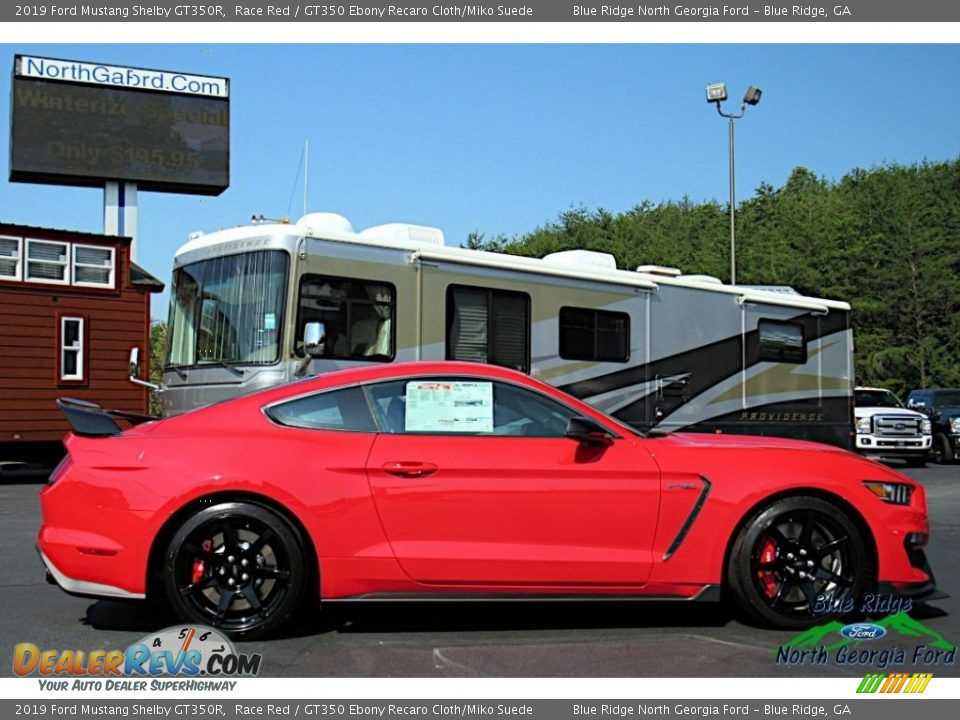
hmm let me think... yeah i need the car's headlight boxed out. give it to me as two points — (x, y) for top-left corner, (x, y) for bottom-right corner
(950, 418), (960, 434)
(855, 417), (872, 434)
(922, 419), (932, 435)
(863, 481), (914, 506)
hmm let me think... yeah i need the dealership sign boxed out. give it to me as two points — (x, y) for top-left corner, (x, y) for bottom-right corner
(10, 55), (230, 195)
(16, 55), (228, 98)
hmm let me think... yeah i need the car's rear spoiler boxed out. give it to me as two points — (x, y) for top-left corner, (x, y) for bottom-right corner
(56, 398), (155, 437)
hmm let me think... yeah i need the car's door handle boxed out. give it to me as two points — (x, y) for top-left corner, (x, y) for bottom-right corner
(381, 461), (438, 478)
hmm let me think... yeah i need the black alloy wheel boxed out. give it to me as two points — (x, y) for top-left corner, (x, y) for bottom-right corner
(164, 502), (307, 639)
(728, 496), (869, 629)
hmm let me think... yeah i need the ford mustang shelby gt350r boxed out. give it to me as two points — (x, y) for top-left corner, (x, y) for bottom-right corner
(39, 362), (936, 638)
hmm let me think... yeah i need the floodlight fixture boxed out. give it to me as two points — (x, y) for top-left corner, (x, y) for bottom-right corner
(704, 82), (763, 285)
(705, 82), (728, 103)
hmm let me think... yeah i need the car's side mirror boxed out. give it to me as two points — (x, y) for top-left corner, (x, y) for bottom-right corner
(304, 321), (327, 358)
(128, 346), (162, 391)
(565, 416), (615, 447)
(129, 347), (141, 378)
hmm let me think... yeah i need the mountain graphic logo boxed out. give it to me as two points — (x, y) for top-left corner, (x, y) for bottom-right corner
(779, 612), (955, 654)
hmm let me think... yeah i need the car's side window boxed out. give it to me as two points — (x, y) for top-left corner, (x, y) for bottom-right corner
(365, 378), (579, 437)
(265, 386), (377, 432)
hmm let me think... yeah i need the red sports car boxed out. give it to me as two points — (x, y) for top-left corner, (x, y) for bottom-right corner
(39, 362), (936, 638)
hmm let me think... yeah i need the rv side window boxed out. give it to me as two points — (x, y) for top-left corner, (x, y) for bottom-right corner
(758, 320), (806, 364)
(559, 307), (629, 363)
(296, 275), (396, 361)
(446, 285), (530, 373)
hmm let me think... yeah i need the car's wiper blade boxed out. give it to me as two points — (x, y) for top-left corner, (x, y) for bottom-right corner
(201, 360), (246, 377)
(163, 364), (188, 380)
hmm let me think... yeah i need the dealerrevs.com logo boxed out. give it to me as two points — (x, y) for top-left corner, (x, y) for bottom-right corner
(13, 626), (261, 690)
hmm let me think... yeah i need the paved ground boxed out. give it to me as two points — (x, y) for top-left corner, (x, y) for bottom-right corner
(1, 461), (957, 677)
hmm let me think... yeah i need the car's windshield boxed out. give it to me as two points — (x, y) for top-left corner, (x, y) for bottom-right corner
(935, 391), (960, 409)
(855, 389), (904, 409)
(166, 250), (289, 368)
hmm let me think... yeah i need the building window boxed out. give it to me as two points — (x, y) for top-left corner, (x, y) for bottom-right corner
(26, 239), (69, 285)
(73, 244), (115, 288)
(446, 285), (530, 373)
(0, 236), (22, 280)
(295, 275), (395, 361)
(559, 307), (630, 362)
(60, 316), (85, 382)
(758, 319), (806, 364)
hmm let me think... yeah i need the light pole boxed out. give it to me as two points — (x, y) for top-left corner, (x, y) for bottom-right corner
(705, 83), (762, 286)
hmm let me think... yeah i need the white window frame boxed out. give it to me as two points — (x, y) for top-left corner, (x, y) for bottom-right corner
(25, 239), (70, 286)
(72, 244), (116, 289)
(0, 235), (23, 281)
(60, 316), (85, 382)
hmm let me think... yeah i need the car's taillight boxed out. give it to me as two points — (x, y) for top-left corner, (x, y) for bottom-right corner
(47, 454), (72, 485)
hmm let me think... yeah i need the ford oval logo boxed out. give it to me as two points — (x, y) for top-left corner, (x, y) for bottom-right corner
(840, 623), (887, 640)
(895, 423), (906, 430)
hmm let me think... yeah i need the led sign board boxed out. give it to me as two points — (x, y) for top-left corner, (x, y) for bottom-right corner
(10, 55), (230, 195)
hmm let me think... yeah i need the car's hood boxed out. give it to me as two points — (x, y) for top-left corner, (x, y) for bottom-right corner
(654, 431), (912, 485)
(854, 406), (924, 419)
(658, 431), (848, 455)
(935, 407), (960, 420)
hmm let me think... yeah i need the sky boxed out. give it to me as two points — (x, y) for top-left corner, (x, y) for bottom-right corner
(1, 43), (959, 317)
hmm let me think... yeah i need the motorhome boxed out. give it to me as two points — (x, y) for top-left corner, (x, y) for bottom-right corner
(138, 212), (854, 448)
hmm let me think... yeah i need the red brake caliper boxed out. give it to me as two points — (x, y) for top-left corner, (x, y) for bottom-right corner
(758, 539), (778, 597)
(191, 539), (213, 585)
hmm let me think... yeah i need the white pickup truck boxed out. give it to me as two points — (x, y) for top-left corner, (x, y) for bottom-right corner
(854, 387), (932, 466)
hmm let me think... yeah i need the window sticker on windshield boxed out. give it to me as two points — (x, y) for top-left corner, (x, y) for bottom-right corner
(405, 381), (493, 433)
(264, 313), (277, 331)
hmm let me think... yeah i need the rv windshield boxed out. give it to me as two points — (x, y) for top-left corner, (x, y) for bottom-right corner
(166, 250), (289, 368)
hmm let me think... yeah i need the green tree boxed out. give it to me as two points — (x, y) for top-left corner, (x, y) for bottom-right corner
(465, 157), (960, 397)
(149, 321), (167, 416)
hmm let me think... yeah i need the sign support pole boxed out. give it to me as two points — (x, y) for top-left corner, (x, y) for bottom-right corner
(104, 181), (139, 262)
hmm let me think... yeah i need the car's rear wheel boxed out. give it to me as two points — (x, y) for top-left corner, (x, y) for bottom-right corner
(727, 496), (869, 629)
(163, 502), (307, 639)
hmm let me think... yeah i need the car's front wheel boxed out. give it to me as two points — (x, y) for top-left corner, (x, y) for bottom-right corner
(727, 496), (870, 629)
(931, 436), (954, 464)
(163, 502), (308, 639)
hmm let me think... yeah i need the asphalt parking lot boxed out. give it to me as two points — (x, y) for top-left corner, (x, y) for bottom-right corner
(2, 462), (957, 678)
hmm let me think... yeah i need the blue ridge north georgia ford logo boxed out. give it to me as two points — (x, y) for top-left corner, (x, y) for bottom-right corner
(840, 623), (888, 640)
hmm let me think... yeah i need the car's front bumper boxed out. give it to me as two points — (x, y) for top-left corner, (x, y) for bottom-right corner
(855, 434), (932, 456)
(877, 546), (947, 602)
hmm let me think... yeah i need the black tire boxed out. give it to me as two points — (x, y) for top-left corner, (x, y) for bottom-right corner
(163, 502), (308, 640)
(932, 436), (954, 464)
(727, 496), (870, 629)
